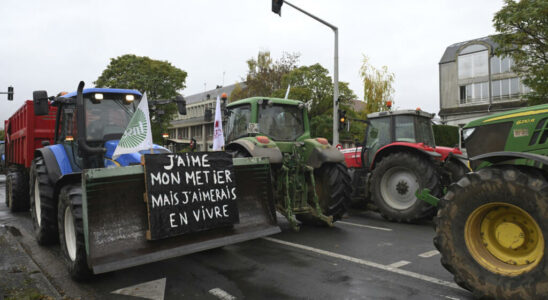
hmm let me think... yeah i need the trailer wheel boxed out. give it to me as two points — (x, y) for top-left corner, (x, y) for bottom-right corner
(6, 170), (30, 212)
(299, 163), (351, 225)
(435, 166), (548, 299)
(371, 152), (438, 222)
(30, 157), (58, 245)
(58, 183), (91, 280)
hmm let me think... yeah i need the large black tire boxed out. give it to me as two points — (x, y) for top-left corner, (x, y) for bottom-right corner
(298, 163), (352, 225)
(435, 166), (548, 299)
(441, 159), (469, 187)
(29, 157), (58, 245)
(58, 183), (92, 280)
(5, 170), (30, 212)
(371, 152), (439, 222)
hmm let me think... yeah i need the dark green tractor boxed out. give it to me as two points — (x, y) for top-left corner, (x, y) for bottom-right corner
(421, 104), (548, 299)
(224, 97), (351, 230)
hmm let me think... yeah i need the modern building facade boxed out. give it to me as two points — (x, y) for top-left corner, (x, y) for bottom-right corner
(439, 36), (531, 126)
(168, 83), (243, 152)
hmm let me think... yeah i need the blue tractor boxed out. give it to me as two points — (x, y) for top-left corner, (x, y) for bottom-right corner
(16, 81), (279, 279)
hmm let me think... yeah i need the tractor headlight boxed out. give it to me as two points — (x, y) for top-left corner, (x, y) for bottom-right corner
(462, 127), (476, 140)
(125, 94), (135, 102)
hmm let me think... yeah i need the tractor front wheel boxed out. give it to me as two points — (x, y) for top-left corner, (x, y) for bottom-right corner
(371, 152), (438, 222)
(58, 183), (92, 280)
(30, 157), (58, 245)
(435, 166), (548, 299)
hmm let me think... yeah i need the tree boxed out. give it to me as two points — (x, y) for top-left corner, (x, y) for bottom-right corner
(94, 54), (187, 143)
(271, 63), (357, 141)
(231, 51), (300, 101)
(360, 55), (395, 113)
(493, 0), (548, 104)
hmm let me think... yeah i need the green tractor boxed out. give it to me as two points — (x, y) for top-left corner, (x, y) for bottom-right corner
(224, 97), (351, 230)
(423, 104), (548, 299)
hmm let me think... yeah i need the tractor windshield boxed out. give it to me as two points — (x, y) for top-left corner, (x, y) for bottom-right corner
(225, 104), (251, 142)
(85, 98), (140, 141)
(258, 104), (305, 141)
(415, 116), (436, 147)
(394, 115), (435, 146)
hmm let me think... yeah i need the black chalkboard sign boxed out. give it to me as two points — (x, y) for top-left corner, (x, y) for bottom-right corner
(143, 152), (239, 240)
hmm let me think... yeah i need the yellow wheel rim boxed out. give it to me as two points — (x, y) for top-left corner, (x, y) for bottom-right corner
(465, 202), (544, 276)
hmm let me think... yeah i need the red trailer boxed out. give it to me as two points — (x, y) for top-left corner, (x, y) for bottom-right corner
(4, 100), (56, 211)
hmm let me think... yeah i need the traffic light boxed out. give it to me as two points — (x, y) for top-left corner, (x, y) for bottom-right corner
(7, 86), (13, 101)
(338, 109), (347, 132)
(189, 138), (197, 151)
(272, 0), (283, 16)
(176, 94), (186, 115)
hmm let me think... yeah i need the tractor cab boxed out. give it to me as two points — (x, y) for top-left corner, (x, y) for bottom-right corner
(364, 110), (435, 166)
(225, 97), (309, 142)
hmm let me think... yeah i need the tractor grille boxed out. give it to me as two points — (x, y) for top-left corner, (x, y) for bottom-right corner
(466, 121), (513, 159)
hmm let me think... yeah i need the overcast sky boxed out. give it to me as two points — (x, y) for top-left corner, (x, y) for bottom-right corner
(1, 0), (504, 125)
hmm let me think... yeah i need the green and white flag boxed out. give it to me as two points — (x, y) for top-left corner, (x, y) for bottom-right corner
(112, 93), (153, 159)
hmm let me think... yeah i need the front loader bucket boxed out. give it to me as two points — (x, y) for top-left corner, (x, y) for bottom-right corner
(82, 157), (279, 274)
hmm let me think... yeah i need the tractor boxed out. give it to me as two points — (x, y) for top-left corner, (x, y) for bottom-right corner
(342, 108), (467, 222)
(224, 97), (352, 230)
(419, 104), (548, 299)
(3, 82), (279, 279)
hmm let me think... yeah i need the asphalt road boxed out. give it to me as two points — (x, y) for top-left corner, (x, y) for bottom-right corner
(0, 175), (472, 300)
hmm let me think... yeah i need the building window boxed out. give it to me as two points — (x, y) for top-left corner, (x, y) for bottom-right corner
(206, 123), (214, 137)
(491, 56), (513, 74)
(458, 45), (488, 79)
(191, 125), (202, 138)
(459, 82), (489, 104)
(492, 77), (525, 101)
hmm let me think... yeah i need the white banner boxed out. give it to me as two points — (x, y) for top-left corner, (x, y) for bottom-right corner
(112, 93), (154, 159)
(212, 95), (225, 151)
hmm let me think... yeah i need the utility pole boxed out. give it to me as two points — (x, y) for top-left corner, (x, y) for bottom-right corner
(271, 0), (340, 145)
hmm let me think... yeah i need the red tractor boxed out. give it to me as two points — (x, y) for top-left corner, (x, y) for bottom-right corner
(342, 109), (467, 222)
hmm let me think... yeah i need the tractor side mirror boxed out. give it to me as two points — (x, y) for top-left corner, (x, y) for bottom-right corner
(370, 128), (378, 139)
(32, 90), (49, 116)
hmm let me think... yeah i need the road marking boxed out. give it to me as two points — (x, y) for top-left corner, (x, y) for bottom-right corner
(444, 296), (460, 300)
(263, 237), (461, 290)
(337, 221), (392, 231)
(419, 250), (440, 258)
(209, 288), (236, 300)
(111, 278), (166, 300)
(388, 260), (411, 268)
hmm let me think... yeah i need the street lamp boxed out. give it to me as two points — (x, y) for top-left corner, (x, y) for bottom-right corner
(271, 0), (340, 145)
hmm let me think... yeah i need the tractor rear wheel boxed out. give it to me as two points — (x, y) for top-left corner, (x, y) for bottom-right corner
(299, 163), (351, 225)
(371, 152), (438, 222)
(435, 166), (548, 299)
(6, 169), (30, 212)
(30, 157), (58, 245)
(58, 183), (92, 280)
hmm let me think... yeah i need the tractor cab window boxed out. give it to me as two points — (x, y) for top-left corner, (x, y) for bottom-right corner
(258, 104), (304, 141)
(225, 105), (251, 142)
(85, 96), (139, 141)
(416, 116), (436, 147)
(395, 115), (416, 143)
(366, 117), (391, 152)
(58, 105), (78, 142)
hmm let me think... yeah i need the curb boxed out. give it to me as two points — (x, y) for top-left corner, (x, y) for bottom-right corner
(0, 225), (62, 300)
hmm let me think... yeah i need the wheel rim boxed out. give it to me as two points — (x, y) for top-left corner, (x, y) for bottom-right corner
(34, 177), (42, 226)
(64, 206), (77, 261)
(379, 166), (419, 210)
(465, 202), (544, 276)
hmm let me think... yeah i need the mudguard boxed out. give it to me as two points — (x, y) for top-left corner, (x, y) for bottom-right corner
(307, 145), (345, 168)
(470, 151), (548, 168)
(34, 147), (64, 185)
(227, 139), (283, 164)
